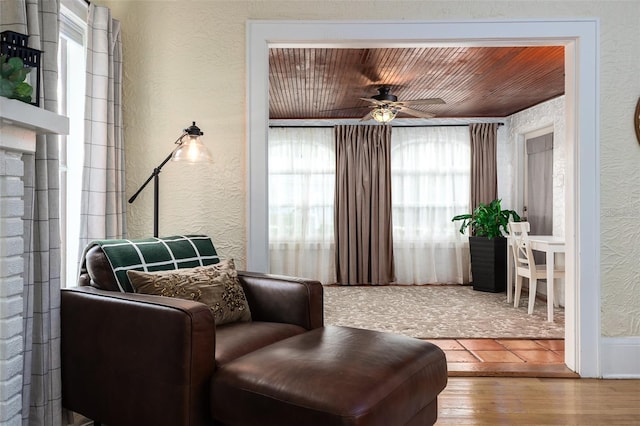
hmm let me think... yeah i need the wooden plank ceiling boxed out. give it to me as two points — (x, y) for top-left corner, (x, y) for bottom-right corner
(269, 46), (565, 120)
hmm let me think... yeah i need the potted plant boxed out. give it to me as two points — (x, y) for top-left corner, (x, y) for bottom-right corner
(0, 54), (33, 104)
(452, 199), (520, 292)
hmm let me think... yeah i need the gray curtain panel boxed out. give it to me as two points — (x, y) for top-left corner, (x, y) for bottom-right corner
(78, 4), (126, 254)
(469, 123), (498, 211)
(334, 125), (395, 285)
(1, 0), (64, 424)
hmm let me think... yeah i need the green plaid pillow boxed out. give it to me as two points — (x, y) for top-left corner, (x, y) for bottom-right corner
(88, 235), (220, 292)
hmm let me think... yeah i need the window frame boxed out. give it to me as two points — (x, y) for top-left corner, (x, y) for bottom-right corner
(58, 0), (87, 287)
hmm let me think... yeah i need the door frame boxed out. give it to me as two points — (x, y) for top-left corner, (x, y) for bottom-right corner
(246, 19), (600, 377)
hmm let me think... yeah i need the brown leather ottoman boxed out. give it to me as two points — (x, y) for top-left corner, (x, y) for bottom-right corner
(211, 325), (448, 426)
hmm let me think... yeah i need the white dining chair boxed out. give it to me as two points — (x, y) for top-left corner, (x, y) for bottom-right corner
(508, 221), (564, 322)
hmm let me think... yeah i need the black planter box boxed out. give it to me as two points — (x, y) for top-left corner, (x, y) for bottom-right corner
(469, 236), (507, 293)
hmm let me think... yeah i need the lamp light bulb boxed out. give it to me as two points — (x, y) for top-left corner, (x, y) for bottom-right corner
(185, 136), (201, 162)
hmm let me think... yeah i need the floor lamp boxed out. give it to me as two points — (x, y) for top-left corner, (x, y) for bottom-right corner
(128, 122), (212, 237)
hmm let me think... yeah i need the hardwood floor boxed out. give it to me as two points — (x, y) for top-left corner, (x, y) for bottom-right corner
(436, 377), (640, 425)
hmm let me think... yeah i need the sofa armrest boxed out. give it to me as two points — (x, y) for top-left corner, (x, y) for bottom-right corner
(61, 287), (215, 426)
(238, 271), (323, 330)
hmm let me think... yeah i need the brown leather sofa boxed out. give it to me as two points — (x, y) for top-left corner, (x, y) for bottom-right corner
(61, 245), (447, 426)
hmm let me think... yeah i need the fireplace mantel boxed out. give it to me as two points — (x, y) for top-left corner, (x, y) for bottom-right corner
(1, 97), (69, 151)
(0, 97), (68, 426)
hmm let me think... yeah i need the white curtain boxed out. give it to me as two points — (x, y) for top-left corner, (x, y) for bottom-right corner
(78, 4), (126, 253)
(268, 127), (336, 283)
(391, 126), (471, 284)
(2, 1), (64, 424)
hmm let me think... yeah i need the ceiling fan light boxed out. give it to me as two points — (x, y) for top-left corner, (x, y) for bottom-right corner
(372, 107), (397, 123)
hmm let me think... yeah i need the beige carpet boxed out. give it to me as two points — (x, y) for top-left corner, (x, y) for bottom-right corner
(323, 285), (564, 339)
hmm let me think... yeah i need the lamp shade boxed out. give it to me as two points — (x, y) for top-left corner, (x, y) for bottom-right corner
(172, 122), (213, 163)
(172, 134), (213, 162)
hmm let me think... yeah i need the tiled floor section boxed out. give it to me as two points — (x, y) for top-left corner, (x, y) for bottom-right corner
(425, 338), (579, 378)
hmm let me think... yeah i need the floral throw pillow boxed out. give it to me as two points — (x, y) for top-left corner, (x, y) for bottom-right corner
(127, 259), (251, 325)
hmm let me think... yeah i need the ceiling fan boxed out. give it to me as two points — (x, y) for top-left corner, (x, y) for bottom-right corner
(358, 86), (445, 123)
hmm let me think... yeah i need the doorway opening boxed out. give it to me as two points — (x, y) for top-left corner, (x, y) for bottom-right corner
(246, 19), (600, 377)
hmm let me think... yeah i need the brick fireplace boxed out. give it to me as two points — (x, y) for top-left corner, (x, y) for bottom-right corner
(0, 98), (68, 425)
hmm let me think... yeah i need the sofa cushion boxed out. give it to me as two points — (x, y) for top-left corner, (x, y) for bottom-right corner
(214, 321), (306, 366)
(127, 259), (251, 325)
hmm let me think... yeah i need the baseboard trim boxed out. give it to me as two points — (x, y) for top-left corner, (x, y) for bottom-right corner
(601, 337), (640, 378)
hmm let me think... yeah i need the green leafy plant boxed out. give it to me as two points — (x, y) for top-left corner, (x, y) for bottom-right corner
(451, 198), (521, 239)
(0, 54), (33, 103)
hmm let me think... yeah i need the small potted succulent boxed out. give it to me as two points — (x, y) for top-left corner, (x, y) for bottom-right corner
(452, 199), (520, 292)
(0, 54), (33, 104)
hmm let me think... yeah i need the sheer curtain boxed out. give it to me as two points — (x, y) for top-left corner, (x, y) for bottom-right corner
(391, 126), (471, 284)
(268, 127), (336, 283)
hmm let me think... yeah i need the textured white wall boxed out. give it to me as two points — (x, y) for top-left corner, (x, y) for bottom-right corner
(505, 96), (566, 237)
(105, 1), (640, 337)
(496, 124), (513, 211)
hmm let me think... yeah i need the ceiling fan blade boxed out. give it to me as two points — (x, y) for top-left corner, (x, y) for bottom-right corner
(360, 110), (375, 121)
(359, 97), (387, 106)
(397, 106), (436, 118)
(396, 98), (445, 106)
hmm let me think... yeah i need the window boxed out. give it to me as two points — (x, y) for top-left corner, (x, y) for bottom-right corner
(267, 125), (472, 285)
(268, 127), (335, 283)
(58, 0), (87, 287)
(391, 126), (471, 284)
(391, 126), (470, 239)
